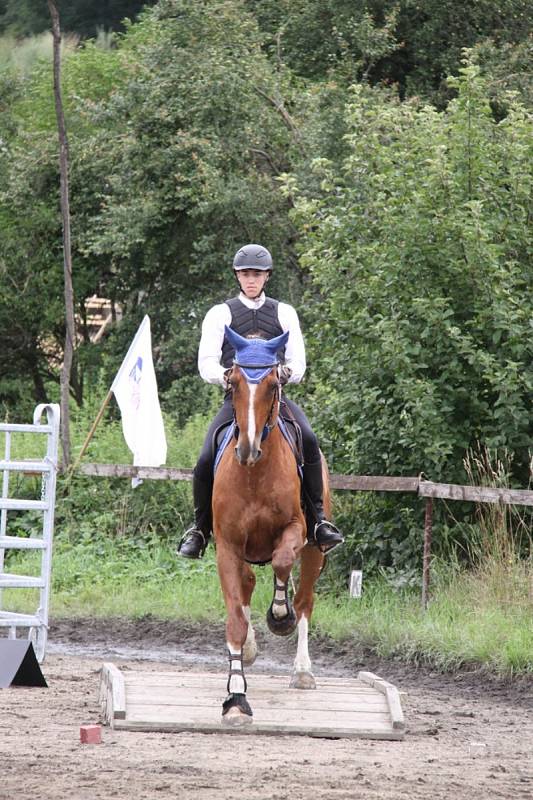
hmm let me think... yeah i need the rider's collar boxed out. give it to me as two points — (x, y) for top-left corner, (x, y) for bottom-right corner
(238, 291), (266, 309)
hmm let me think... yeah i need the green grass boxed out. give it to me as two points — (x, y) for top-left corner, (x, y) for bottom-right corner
(5, 536), (532, 676)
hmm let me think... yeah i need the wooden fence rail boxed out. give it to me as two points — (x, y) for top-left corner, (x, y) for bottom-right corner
(75, 463), (533, 610)
(77, 463), (533, 507)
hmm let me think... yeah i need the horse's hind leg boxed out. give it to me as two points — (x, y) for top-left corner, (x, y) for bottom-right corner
(290, 544), (325, 690)
(216, 541), (253, 726)
(241, 562), (258, 666)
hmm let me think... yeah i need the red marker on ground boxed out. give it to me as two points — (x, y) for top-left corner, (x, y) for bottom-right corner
(80, 724), (102, 744)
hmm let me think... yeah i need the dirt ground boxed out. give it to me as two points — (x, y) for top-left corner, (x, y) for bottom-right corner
(1, 617), (532, 800)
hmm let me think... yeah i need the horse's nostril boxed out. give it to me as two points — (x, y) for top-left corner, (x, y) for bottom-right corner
(234, 445), (248, 465)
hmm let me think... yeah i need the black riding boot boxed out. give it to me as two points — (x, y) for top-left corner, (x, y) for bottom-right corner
(177, 473), (212, 559)
(303, 458), (344, 554)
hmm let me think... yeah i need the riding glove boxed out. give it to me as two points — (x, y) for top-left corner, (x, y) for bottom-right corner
(280, 366), (292, 386)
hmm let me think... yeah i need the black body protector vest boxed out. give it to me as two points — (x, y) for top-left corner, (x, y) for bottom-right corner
(221, 296), (286, 368)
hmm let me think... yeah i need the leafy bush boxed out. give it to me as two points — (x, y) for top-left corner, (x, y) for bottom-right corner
(287, 60), (532, 572)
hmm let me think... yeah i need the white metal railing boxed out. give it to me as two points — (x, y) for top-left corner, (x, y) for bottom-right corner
(0, 404), (60, 662)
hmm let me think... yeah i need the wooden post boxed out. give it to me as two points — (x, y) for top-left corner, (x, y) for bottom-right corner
(421, 497), (433, 610)
(48, 1), (76, 468)
(69, 390), (114, 476)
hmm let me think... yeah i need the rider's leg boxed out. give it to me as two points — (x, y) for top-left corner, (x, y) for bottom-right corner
(178, 396), (234, 559)
(282, 398), (344, 554)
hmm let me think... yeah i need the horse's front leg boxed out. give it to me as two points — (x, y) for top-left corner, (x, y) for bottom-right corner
(267, 520), (305, 637)
(290, 544), (324, 690)
(216, 540), (253, 726)
(241, 562), (258, 666)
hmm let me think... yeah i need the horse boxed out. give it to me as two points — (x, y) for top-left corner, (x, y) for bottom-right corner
(212, 325), (329, 726)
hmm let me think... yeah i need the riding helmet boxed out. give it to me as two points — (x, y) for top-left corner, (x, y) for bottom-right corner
(232, 244), (273, 271)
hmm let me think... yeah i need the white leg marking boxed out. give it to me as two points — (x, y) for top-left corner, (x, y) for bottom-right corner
(242, 605), (257, 664)
(293, 615), (312, 674)
(247, 383), (257, 461)
(227, 641), (246, 694)
(272, 583), (289, 619)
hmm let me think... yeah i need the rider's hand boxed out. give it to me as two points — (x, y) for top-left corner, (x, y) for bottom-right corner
(279, 366), (292, 386)
(223, 368), (233, 390)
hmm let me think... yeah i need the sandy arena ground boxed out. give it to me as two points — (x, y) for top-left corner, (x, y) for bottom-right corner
(1, 617), (532, 800)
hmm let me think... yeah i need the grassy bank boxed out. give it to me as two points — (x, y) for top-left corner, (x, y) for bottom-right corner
(5, 537), (532, 676)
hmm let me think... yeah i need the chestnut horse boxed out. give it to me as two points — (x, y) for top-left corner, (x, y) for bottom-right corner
(212, 326), (328, 726)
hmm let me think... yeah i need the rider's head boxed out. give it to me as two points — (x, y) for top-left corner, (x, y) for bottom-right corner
(233, 244), (272, 300)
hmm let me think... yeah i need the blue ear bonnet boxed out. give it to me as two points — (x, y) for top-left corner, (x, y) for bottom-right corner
(224, 325), (289, 384)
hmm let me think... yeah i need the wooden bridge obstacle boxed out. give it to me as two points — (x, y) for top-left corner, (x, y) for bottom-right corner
(100, 665), (406, 740)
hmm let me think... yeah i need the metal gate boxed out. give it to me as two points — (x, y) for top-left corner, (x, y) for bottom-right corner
(0, 404), (60, 663)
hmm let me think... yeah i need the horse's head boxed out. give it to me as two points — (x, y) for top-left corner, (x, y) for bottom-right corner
(224, 326), (289, 466)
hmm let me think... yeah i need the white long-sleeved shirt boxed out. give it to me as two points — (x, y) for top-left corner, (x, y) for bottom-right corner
(198, 292), (306, 387)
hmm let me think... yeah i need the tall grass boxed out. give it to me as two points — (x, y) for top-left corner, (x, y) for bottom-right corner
(0, 33), (79, 74)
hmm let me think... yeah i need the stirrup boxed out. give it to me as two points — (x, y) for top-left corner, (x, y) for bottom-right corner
(310, 520), (344, 554)
(177, 527), (208, 559)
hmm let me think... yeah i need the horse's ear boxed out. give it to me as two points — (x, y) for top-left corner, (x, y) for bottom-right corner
(224, 325), (250, 352)
(265, 330), (289, 356)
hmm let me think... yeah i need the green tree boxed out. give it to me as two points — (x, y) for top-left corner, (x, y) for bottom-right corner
(73, 0), (307, 420)
(0, 0), (307, 422)
(289, 61), (532, 485)
(0, 37), (127, 412)
(248, 0), (531, 103)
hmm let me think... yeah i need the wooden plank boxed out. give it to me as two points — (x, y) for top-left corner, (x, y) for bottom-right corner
(358, 671), (405, 731)
(125, 681), (380, 698)
(125, 689), (388, 712)
(418, 480), (533, 507)
(79, 465), (420, 492)
(113, 718), (403, 740)
(101, 662), (126, 721)
(385, 686), (405, 731)
(330, 474), (419, 492)
(126, 704), (392, 727)
(75, 465), (533, 507)
(79, 463), (193, 481)
(124, 674), (376, 692)
(123, 671), (370, 685)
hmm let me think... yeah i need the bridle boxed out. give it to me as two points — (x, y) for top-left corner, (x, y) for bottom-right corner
(230, 361), (281, 440)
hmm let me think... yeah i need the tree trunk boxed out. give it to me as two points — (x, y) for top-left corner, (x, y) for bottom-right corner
(48, 0), (76, 467)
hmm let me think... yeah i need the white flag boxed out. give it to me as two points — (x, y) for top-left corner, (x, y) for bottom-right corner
(111, 316), (167, 479)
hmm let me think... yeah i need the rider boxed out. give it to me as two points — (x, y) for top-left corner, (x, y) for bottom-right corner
(177, 243), (344, 559)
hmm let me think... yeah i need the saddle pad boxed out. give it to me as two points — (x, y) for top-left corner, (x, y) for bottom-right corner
(213, 422), (236, 474)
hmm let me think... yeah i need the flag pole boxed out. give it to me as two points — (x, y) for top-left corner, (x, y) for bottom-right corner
(69, 389), (113, 475)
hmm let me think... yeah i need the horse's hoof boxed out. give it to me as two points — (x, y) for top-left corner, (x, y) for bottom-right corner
(222, 692), (253, 726)
(243, 639), (258, 666)
(290, 671), (316, 690)
(266, 603), (297, 637)
(222, 706), (253, 727)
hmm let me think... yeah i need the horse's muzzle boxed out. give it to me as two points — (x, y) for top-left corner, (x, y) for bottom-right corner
(234, 443), (262, 466)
